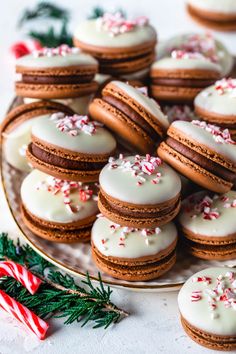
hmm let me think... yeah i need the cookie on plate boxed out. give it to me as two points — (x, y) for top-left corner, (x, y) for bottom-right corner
(1, 101), (74, 172)
(91, 215), (177, 281)
(158, 120), (236, 193)
(21, 169), (99, 242)
(15, 45), (98, 114)
(187, 0), (236, 32)
(73, 12), (156, 77)
(26, 112), (117, 182)
(89, 80), (169, 153)
(178, 190), (236, 260)
(194, 78), (236, 139)
(178, 267), (236, 350)
(98, 154), (181, 228)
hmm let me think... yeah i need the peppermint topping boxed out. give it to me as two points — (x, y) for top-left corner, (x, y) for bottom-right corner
(171, 50), (208, 61)
(136, 86), (148, 96)
(32, 44), (78, 58)
(98, 215), (162, 249)
(191, 120), (235, 144)
(184, 194), (221, 220)
(170, 33), (219, 63)
(163, 105), (196, 123)
(190, 271), (236, 319)
(50, 113), (102, 136)
(108, 154), (162, 186)
(214, 78), (236, 97)
(36, 176), (97, 214)
(96, 12), (149, 37)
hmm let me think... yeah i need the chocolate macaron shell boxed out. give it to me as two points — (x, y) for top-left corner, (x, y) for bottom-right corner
(178, 190), (236, 260)
(15, 48), (99, 99)
(150, 58), (221, 103)
(20, 169), (99, 242)
(26, 113), (117, 182)
(158, 120), (236, 193)
(178, 267), (236, 350)
(89, 81), (169, 153)
(91, 216), (177, 281)
(98, 155), (181, 228)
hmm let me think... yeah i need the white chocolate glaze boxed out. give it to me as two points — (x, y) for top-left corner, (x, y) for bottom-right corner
(16, 52), (98, 68)
(179, 191), (236, 237)
(3, 115), (47, 172)
(188, 0), (236, 14)
(157, 33), (233, 77)
(178, 267), (236, 336)
(92, 216), (177, 258)
(99, 155), (181, 204)
(121, 67), (150, 80)
(111, 81), (169, 129)
(23, 96), (93, 115)
(74, 19), (156, 48)
(31, 114), (116, 154)
(172, 120), (236, 164)
(95, 73), (111, 85)
(195, 82), (236, 116)
(152, 57), (221, 72)
(21, 169), (98, 223)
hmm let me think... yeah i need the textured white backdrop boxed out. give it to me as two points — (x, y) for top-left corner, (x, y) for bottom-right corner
(0, 1), (235, 353)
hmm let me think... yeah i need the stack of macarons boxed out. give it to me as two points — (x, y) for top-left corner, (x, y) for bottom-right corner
(18, 110), (116, 243)
(15, 44), (99, 114)
(91, 154), (181, 281)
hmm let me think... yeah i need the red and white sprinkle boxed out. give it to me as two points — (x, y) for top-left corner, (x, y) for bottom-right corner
(32, 44), (78, 58)
(192, 120), (235, 145)
(97, 12), (148, 37)
(37, 176), (97, 214)
(50, 113), (102, 136)
(215, 78), (236, 98)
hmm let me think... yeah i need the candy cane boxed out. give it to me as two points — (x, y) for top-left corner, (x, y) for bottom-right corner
(0, 261), (42, 295)
(0, 290), (48, 340)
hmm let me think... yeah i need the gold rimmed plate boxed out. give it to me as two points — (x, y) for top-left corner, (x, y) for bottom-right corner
(2, 155), (236, 292)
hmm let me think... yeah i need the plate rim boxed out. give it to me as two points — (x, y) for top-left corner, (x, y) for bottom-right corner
(0, 150), (184, 292)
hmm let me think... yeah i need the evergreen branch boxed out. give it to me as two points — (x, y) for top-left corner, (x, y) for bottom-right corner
(0, 233), (128, 328)
(18, 2), (70, 27)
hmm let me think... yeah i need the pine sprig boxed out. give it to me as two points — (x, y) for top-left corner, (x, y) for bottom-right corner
(18, 2), (72, 47)
(0, 233), (128, 328)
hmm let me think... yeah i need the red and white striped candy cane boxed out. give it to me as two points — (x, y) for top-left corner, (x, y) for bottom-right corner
(0, 261), (42, 295)
(0, 290), (48, 340)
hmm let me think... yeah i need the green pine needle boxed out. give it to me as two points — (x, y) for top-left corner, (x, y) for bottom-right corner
(0, 233), (128, 329)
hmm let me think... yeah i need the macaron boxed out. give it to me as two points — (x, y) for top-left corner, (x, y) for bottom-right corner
(26, 112), (117, 182)
(194, 78), (236, 139)
(91, 215), (177, 281)
(178, 190), (236, 260)
(178, 267), (236, 350)
(1, 101), (74, 172)
(98, 154), (181, 228)
(158, 120), (236, 193)
(89, 80), (169, 153)
(187, 0), (236, 32)
(157, 33), (233, 76)
(150, 52), (221, 104)
(73, 12), (157, 76)
(15, 44), (98, 104)
(21, 169), (99, 242)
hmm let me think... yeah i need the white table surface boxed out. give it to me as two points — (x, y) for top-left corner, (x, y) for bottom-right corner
(0, 1), (235, 353)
